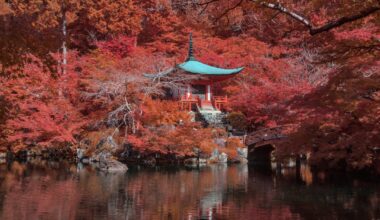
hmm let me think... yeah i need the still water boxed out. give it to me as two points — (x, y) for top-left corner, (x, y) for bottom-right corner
(0, 160), (379, 220)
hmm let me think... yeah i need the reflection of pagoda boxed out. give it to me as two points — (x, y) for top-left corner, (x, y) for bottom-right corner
(176, 34), (244, 112)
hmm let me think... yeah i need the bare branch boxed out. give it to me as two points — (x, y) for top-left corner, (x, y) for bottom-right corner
(198, 0), (220, 15)
(143, 67), (175, 79)
(198, 0), (220, 6)
(309, 6), (380, 35)
(256, 1), (312, 28)
(215, 0), (244, 21)
(200, 0), (380, 35)
(256, 1), (380, 35)
(143, 65), (206, 93)
(282, 46), (336, 87)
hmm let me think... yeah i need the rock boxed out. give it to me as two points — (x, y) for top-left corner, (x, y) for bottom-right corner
(86, 148), (127, 172)
(98, 159), (128, 173)
(77, 148), (85, 160)
(90, 151), (112, 163)
(208, 149), (229, 163)
(90, 154), (99, 162)
(184, 158), (207, 166)
(199, 158), (207, 164)
(96, 136), (118, 152)
(41, 150), (50, 159)
(89, 157), (98, 163)
(184, 158), (198, 165)
(184, 157), (207, 168)
(238, 157), (248, 164)
(214, 138), (226, 147)
(81, 158), (90, 164)
(237, 147), (247, 158)
(143, 157), (156, 166)
(26, 149), (42, 157)
(218, 152), (228, 163)
(236, 147), (248, 163)
(208, 149), (220, 162)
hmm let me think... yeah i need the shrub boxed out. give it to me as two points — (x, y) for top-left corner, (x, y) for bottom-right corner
(226, 111), (247, 131)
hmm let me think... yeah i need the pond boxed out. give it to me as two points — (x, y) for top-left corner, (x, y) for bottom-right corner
(0, 160), (379, 220)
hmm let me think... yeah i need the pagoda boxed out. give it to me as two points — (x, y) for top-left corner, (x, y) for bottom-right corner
(176, 34), (244, 112)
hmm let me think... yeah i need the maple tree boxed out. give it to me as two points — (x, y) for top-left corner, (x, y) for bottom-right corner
(0, 53), (86, 153)
(1, 0), (142, 74)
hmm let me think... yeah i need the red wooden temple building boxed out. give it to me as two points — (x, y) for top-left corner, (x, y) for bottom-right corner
(176, 34), (244, 112)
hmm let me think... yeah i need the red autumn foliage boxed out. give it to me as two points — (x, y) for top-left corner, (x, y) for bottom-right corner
(141, 99), (191, 126)
(0, 54), (87, 152)
(96, 36), (136, 58)
(127, 123), (220, 157)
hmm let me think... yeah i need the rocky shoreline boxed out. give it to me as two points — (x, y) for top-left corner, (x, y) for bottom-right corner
(1, 148), (380, 180)
(0, 144), (248, 172)
(1, 135), (378, 177)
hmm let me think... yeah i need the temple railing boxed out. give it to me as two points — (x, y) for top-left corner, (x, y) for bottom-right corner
(179, 95), (198, 111)
(179, 95), (228, 111)
(212, 95), (228, 110)
(197, 96), (202, 108)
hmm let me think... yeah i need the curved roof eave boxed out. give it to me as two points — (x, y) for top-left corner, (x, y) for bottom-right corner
(177, 60), (244, 76)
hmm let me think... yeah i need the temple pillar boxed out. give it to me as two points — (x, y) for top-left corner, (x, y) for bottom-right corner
(187, 85), (191, 98)
(207, 84), (211, 101)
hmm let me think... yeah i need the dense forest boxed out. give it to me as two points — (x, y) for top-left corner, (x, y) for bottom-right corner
(0, 0), (379, 173)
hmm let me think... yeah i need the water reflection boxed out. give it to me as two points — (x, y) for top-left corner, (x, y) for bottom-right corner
(0, 160), (379, 220)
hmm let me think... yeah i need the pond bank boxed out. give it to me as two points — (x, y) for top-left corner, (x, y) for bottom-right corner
(1, 153), (379, 181)
(2, 147), (380, 178)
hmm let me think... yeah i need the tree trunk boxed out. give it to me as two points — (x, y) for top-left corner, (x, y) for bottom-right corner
(58, 3), (67, 98)
(61, 7), (67, 76)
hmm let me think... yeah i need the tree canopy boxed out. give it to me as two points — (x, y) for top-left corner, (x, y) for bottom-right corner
(0, 0), (379, 172)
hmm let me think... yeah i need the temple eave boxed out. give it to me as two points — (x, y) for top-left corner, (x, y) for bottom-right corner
(181, 69), (243, 76)
(178, 61), (244, 76)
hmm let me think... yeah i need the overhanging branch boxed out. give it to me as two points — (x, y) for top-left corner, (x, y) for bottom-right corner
(215, 0), (244, 21)
(308, 6), (380, 35)
(256, 1), (380, 35)
(199, 0), (380, 35)
(257, 1), (312, 28)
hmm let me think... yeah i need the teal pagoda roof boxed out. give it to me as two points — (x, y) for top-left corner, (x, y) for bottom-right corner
(177, 34), (244, 76)
(178, 60), (244, 75)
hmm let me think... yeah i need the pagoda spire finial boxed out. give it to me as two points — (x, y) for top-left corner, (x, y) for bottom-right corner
(187, 33), (195, 61)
